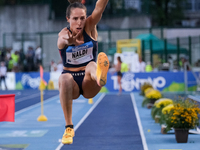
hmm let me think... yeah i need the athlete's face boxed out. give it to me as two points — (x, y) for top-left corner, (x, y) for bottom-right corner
(67, 8), (86, 35)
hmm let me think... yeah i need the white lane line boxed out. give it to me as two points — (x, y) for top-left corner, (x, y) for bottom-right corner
(15, 92), (41, 103)
(57, 99), (86, 104)
(15, 95), (60, 115)
(73, 99), (87, 103)
(130, 93), (148, 150)
(55, 93), (106, 150)
(188, 95), (200, 102)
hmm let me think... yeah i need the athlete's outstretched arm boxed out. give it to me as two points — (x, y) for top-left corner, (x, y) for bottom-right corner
(57, 27), (83, 49)
(87, 0), (109, 28)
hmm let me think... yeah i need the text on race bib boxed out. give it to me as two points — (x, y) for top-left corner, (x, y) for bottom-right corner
(66, 41), (94, 65)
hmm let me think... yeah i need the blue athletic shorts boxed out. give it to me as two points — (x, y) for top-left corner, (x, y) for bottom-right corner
(62, 70), (85, 95)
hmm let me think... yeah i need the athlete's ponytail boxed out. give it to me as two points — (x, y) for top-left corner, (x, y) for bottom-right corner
(66, 0), (87, 18)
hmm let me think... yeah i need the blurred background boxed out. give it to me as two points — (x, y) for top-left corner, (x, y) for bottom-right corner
(1, 1), (200, 149)
(0, 0), (200, 73)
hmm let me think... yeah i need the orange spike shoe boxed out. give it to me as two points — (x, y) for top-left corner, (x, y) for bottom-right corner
(61, 127), (75, 145)
(96, 52), (109, 87)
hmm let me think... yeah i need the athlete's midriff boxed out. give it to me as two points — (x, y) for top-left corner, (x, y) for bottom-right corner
(63, 66), (86, 72)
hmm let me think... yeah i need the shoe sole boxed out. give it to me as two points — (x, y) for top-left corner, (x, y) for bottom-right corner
(96, 52), (109, 86)
(62, 138), (73, 145)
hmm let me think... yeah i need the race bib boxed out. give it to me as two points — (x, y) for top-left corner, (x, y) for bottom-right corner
(66, 41), (94, 65)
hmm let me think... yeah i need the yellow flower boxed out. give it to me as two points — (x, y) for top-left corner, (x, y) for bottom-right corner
(165, 99), (200, 130)
(144, 87), (154, 94)
(141, 82), (153, 92)
(162, 104), (174, 114)
(145, 89), (162, 100)
(155, 99), (173, 108)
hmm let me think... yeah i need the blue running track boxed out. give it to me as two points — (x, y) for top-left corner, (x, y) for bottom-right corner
(0, 90), (59, 112)
(1, 90), (200, 150)
(61, 94), (143, 150)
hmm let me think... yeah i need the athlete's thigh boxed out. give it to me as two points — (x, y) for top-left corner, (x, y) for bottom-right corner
(58, 73), (80, 99)
(82, 78), (101, 99)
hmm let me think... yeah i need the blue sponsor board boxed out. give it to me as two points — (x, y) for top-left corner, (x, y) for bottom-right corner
(106, 71), (198, 92)
(14, 71), (198, 91)
(15, 72), (50, 89)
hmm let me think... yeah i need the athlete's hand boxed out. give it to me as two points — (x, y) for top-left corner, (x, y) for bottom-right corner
(62, 28), (84, 46)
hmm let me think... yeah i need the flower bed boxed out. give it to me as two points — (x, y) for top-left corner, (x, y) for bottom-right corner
(139, 86), (200, 143)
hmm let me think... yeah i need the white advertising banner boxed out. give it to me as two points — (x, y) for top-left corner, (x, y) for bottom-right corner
(50, 72), (61, 90)
(1, 72), (16, 90)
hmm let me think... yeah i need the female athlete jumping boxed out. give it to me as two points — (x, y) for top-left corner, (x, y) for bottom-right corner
(57, 0), (109, 144)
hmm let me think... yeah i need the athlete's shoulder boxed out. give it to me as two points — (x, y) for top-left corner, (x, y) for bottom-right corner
(61, 27), (68, 31)
(84, 23), (98, 41)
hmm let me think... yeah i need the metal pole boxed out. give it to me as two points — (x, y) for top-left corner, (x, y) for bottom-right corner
(150, 39), (153, 65)
(142, 40), (145, 62)
(122, 0), (125, 16)
(149, 28), (152, 34)
(40, 33), (43, 66)
(164, 39), (167, 63)
(161, 27), (164, 39)
(108, 29), (111, 49)
(3, 33), (6, 49)
(129, 29), (132, 39)
(184, 62), (188, 93)
(188, 36), (192, 64)
(177, 38), (180, 70)
(48, 0), (52, 19)
(21, 33), (25, 54)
